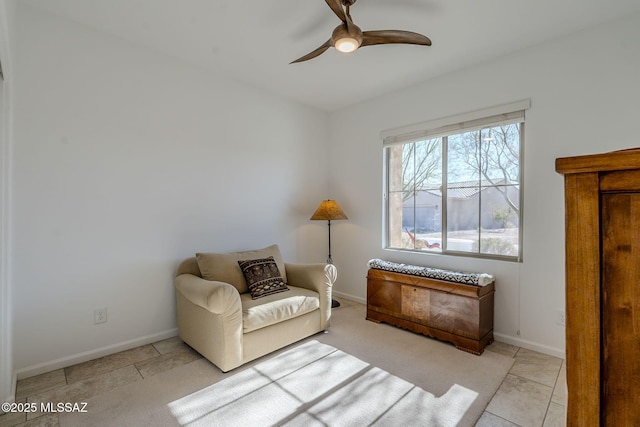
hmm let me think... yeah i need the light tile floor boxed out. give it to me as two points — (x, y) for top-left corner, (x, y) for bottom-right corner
(1, 327), (566, 427)
(0, 337), (202, 427)
(480, 341), (566, 427)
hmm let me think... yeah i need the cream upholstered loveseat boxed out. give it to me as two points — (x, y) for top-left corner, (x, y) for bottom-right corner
(174, 244), (336, 372)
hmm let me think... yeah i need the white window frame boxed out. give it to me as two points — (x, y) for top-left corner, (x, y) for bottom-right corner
(381, 100), (530, 261)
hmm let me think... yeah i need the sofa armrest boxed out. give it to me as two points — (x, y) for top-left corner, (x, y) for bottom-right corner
(285, 263), (337, 329)
(175, 274), (241, 314)
(285, 263), (335, 291)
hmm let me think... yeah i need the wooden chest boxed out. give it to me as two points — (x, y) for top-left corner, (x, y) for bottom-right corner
(366, 268), (495, 355)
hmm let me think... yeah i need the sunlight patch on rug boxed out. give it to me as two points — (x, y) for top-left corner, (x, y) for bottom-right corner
(168, 340), (478, 426)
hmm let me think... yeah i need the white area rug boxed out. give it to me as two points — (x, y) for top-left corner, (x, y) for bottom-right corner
(167, 340), (478, 427)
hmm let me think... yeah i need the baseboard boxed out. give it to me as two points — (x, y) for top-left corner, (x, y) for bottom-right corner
(333, 290), (365, 305)
(494, 332), (565, 359)
(16, 328), (179, 380)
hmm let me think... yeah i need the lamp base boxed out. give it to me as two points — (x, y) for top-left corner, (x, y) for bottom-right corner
(331, 299), (341, 308)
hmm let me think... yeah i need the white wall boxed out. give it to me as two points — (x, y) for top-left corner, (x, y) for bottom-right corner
(12, 5), (329, 376)
(327, 13), (640, 357)
(0, 0), (16, 404)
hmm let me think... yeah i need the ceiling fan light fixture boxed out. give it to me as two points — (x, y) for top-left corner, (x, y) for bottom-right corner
(335, 37), (360, 53)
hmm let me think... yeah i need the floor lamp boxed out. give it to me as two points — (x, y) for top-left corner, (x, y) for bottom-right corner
(310, 199), (348, 308)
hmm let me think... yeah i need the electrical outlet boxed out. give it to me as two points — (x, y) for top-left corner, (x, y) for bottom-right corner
(556, 310), (565, 326)
(94, 308), (107, 324)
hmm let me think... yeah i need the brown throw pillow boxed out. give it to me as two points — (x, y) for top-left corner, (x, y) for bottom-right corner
(237, 256), (289, 299)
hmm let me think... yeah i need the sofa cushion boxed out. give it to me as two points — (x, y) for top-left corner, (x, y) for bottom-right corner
(241, 285), (320, 333)
(238, 256), (289, 299)
(195, 244), (287, 294)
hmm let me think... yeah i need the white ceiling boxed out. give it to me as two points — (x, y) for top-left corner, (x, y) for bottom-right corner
(22, 0), (640, 112)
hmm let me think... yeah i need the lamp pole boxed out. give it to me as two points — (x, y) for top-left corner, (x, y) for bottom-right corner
(327, 219), (333, 264)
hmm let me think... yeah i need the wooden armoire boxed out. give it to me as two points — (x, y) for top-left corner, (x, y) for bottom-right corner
(556, 148), (640, 426)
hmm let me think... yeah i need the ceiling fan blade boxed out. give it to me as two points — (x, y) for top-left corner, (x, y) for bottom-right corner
(290, 39), (333, 64)
(362, 30), (432, 47)
(325, 0), (347, 23)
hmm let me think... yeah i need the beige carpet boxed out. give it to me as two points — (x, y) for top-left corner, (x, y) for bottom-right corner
(60, 302), (514, 427)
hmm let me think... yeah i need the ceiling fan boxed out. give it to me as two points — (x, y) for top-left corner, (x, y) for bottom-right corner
(291, 0), (432, 64)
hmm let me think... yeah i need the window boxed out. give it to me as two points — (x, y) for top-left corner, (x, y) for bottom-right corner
(383, 101), (528, 261)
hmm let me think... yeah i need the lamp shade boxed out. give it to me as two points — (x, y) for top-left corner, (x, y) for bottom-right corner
(310, 200), (348, 221)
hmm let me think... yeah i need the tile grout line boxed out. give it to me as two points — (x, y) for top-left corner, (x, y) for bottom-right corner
(508, 372), (558, 390)
(484, 409), (524, 427)
(133, 360), (145, 380)
(540, 359), (565, 426)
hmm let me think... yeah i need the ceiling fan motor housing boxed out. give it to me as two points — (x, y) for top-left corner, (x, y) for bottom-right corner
(332, 22), (363, 47)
